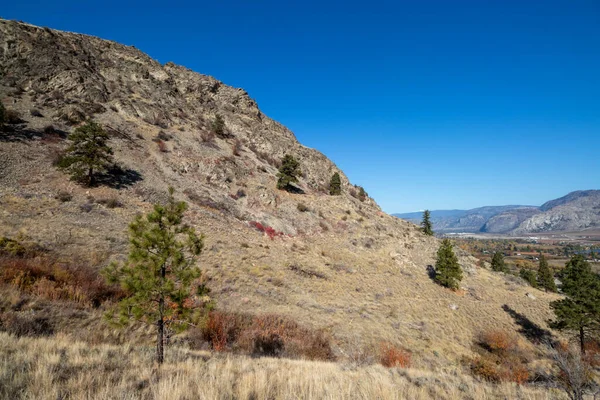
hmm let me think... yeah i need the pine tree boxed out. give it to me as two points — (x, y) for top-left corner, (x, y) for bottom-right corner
(421, 210), (433, 236)
(491, 251), (507, 272)
(102, 188), (205, 364)
(537, 254), (557, 292)
(58, 120), (114, 186)
(276, 154), (301, 191)
(329, 172), (341, 195)
(434, 238), (463, 290)
(549, 255), (600, 354)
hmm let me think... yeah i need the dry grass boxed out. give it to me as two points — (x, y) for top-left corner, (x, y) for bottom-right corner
(0, 332), (566, 400)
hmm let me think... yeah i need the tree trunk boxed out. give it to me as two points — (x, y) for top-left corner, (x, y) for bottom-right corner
(88, 167), (94, 186)
(157, 263), (166, 364)
(579, 326), (585, 355)
(157, 297), (164, 364)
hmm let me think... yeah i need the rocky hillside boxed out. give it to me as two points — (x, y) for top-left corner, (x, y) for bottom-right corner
(0, 19), (560, 367)
(511, 190), (600, 234)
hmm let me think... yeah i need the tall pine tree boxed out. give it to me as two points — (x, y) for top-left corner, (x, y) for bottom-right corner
(549, 255), (600, 354)
(329, 172), (341, 195)
(537, 254), (557, 292)
(58, 120), (114, 186)
(434, 238), (463, 290)
(421, 210), (433, 236)
(103, 188), (205, 364)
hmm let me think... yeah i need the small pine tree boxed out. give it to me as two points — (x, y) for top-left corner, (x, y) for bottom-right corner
(329, 172), (341, 195)
(519, 268), (538, 288)
(421, 210), (433, 236)
(58, 120), (114, 186)
(434, 238), (463, 290)
(549, 255), (600, 354)
(212, 114), (226, 138)
(276, 154), (301, 191)
(491, 251), (507, 272)
(537, 254), (557, 292)
(102, 188), (205, 364)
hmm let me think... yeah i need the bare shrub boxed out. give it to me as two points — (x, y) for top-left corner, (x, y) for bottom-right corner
(156, 139), (168, 152)
(199, 311), (334, 361)
(96, 197), (123, 208)
(0, 311), (54, 337)
(55, 191), (73, 202)
(200, 130), (215, 144)
(551, 342), (596, 400)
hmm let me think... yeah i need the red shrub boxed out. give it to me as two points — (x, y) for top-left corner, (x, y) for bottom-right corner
(379, 342), (411, 368)
(249, 221), (284, 240)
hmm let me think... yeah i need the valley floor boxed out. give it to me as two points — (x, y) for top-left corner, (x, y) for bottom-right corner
(0, 332), (566, 400)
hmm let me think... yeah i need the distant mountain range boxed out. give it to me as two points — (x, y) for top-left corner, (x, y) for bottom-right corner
(393, 190), (600, 235)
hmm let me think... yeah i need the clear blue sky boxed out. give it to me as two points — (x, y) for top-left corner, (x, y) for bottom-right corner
(3, 1), (599, 213)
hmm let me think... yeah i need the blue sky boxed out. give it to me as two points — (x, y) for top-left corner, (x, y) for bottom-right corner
(3, 1), (599, 212)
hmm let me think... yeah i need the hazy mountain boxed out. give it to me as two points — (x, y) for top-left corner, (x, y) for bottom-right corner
(394, 190), (600, 234)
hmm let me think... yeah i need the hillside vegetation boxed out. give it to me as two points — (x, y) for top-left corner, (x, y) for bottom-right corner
(0, 19), (597, 398)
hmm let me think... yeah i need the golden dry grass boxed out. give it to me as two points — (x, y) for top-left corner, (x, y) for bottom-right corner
(0, 332), (566, 400)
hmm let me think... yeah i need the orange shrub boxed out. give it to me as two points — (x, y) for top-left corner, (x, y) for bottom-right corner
(379, 342), (411, 368)
(479, 329), (517, 355)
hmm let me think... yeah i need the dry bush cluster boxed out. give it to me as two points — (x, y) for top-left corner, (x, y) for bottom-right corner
(195, 311), (334, 361)
(0, 239), (122, 308)
(379, 342), (412, 368)
(469, 329), (533, 384)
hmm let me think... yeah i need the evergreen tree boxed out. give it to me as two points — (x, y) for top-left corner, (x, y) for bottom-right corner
(421, 210), (433, 236)
(434, 238), (463, 290)
(537, 254), (557, 292)
(276, 154), (301, 191)
(519, 268), (538, 288)
(58, 120), (114, 186)
(549, 255), (600, 354)
(212, 114), (226, 138)
(491, 251), (507, 272)
(103, 188), (205, 364)
(329, 172), (341, 195)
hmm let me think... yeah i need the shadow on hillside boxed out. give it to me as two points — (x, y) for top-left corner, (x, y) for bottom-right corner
(0, 124), (68, 143)
(502, 304), (553, 344)
(96, 165), (143, 189)
(284, 185), (305, 195)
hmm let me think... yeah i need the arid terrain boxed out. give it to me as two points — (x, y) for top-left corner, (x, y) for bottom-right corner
(0, 19), (597, 399)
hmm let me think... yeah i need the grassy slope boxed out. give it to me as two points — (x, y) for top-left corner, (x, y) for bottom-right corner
(0, 332), (564, 400)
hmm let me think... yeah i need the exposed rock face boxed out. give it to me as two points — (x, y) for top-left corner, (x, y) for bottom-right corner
(512, 190), (600, 234)
(0, 19), (350, 197)
(480, 207), (540, 233)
